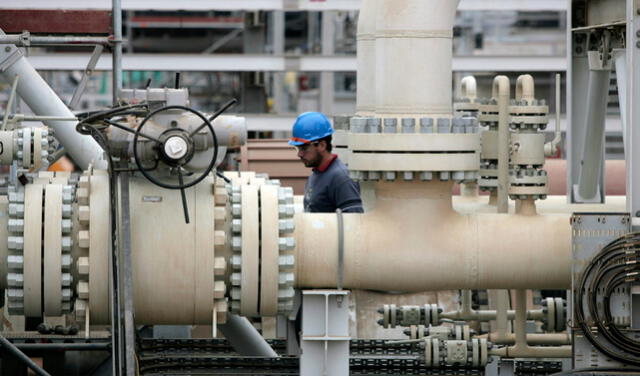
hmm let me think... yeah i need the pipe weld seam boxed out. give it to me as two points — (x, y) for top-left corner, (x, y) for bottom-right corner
(357, 33), (376, 41)
(375, 30), (453, 39)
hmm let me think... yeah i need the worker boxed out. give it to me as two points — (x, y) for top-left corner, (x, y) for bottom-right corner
(289, 112), (363, 213)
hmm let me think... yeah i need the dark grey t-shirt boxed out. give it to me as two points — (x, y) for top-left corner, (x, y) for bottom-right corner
(303, 156), (364, 213)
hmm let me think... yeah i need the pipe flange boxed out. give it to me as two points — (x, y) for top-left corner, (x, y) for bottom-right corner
(213, 177), (232, 323)
(6, 185), (25, 315)
(276, 186), (295, 314)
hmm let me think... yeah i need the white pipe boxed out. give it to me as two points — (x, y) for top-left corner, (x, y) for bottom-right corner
(294, 181), (571, 292)
(461, 76), (477, 101)
(0, 44), (107, 170)
(356, 0), (377, 116)
(494, 76), (510, 213)
(544, 73), (563, 156)
(515, 74), (535, 101)
(374, 0), (459, 118)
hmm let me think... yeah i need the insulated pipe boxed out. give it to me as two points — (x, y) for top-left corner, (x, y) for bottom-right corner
(493, 76), (510, 213)
(0, 38), (107, 170)
(374, 0), (459, 117)
(218, 314), (279, 357)
(294, 181), (571, 292)
(576, 51), (611, 201)
(356, 0), (377, 116)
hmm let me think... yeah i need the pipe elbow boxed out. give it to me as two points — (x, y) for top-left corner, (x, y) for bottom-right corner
(461, 76), (477, 100)
(516, 74), (535, 101)
(492, 75), (510, 98)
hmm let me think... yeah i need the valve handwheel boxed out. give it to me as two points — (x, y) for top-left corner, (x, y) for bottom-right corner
(132, 100), (237, 223)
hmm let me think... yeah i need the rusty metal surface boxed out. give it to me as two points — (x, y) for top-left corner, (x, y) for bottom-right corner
(0, 10), (113, 34)
(239, 139), (309, 195)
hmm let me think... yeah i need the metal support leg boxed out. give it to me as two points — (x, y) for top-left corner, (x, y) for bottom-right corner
(626, 0), (640, 226)
(69, 44), (103, 110)
(300, 290), (350, 376)
(119, 173), (136, 376)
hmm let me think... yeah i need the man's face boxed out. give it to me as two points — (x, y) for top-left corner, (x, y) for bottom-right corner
(296, 141), (323, 168)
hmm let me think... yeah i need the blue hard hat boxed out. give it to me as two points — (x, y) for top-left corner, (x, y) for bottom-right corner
(288, 112), (334, 146)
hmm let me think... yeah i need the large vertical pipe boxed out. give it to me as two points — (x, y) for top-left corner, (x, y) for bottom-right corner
(0, 39), (107, 170)
(112, 0), (123, 105)
(577, 51), (611, 201)
(494, 76), (511, 213)
(374, 0), (459, 118)
(356, 0), (377, 115)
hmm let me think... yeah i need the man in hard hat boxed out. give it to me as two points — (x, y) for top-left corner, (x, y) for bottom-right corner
(289, 112), (363, 213)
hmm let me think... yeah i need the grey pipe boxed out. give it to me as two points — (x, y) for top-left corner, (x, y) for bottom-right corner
(218, 314), (279, 357)
(0, 333), (52, 376)
(0, 35), (111, 46)
(613, 50), (627, 154)
(112, 0), (123, 105)
(577, 51), (611, 201)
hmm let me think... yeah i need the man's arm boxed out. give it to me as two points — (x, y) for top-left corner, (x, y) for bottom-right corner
(332, 176), (364, 213)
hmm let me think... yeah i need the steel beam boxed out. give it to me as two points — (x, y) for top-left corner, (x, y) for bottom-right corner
(23, 53), (567, 72)
(627, 0), (640, 225)
(0, 0), (568, 11)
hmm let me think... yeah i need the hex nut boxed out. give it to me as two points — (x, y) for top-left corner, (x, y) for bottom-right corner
(8, 219), (24, 233)
(278, 237), (295, 251)
(62, 186), (74, 204)
(7, 273), (23, 287)
(277, 287), (295, 300)
(232, 219), (242, 233)
(75, 299), (87, 318)
(77, 281), (89, 299)
(78, 231), (90, 249)
(215, 188), (229, 205)
(230, 287), (241, 300)
(230, 272), (242, 286)
(78, 206), (90, 225)
(9, 203), (24, 218)
(278, 272), (295, 287)
(278, 219), (295, 233)
(8, 255), (24, 269)
(230, 254), (242, 269)
(7, 288), (24, 301)
(62, 288), (72, 301)
(62, 273), (73, 287)
(8, 236), (24, 250)
(62, 219), (73, 234)
(214, 281), (226, 299)
(231, 237), (242, 251)
(230, 301), (241, 312)
(8, 191), (24, 203)
(62, 237), (73, 252)
(232, 204), (242, 217)
(62, 204), (73, 219)
(61, 254), (72, 269)
(214, 207), (227, 225)
(278, 205), (294, 218)
(77, 257), (90, 275)
(214, 257), (227, 276)
(278, 254), (295, 269)
(77, 188), (89, 205)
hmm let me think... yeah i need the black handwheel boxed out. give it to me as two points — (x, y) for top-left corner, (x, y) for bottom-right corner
(132, 100), (236, 223)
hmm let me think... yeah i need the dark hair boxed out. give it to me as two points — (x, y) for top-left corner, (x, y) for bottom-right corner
(318, 135), (332, 152)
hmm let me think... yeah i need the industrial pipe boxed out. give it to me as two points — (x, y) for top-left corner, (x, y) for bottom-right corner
(0, 334), (52, 376)
(0, 34), (107, 170)
(544, 73), (563, 156)
(489, 290), (571, 358)
(493, 76), (510, 213)
(294, 180), (571, 292)
(356, 0), (377, 116)
(576, 51), (611, 201)
(112, 0), (123, 105)
(482, 332), (570, 346)
(374, 0), (459, 117)
(613, 50), (627, 151)
(461, 76), (477, 101)
(218, 314), (279, 357)
(0, 34), (111, 46)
